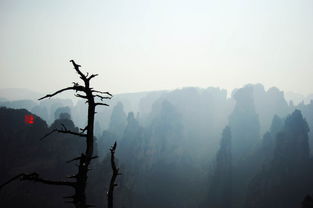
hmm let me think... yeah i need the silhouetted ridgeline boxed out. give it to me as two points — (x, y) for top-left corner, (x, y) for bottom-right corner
(1, 84), (313, 208)
(0, 107), (84, 207)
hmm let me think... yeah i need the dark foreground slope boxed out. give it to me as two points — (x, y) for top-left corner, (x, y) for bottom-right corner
(0, 107), (85, 208)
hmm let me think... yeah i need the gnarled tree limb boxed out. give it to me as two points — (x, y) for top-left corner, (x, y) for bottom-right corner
(107, 142), (121, 208)
(75, 93), (88, 99)
(70, 60), (87, 82)
(80, 125), (88, 133)
(0, 173), (75, 190)
(40, 124), (87, 141)
(95, 103), (109, 107)
(39, 85), (86, 101)
(94, 95), (112, 101)
(91, 90), (113, 97)
(87, 74), (98, 80)
(2, 60), (112, 208)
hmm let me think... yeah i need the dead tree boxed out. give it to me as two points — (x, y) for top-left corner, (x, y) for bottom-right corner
(0, 60), (112, 208)
(107, 142), (121, 208)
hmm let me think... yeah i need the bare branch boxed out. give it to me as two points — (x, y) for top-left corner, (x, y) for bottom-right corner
(0, 173), (75, 190)
(95, 103), (109, 107)
(110, 142), (117, 171)
(66, 156), (83, 163)
(87, 74), (98, 80)
(94, 94), (112, 101)
(75, 93), (88, 99)
(57, 130), (87, 138)
(91, 90), (113, 97)
(72, 82), (84, 88)
(70, 60), (87, 81)
(80, 125), (88, 133)
(107, 141), (120, 208)
(40, 124), (87, 141)
(0, 174), (24, 190)
(39, 85), (85, 101)
(24, 173), (75, 186)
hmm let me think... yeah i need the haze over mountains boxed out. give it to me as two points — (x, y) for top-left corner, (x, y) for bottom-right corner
(1, 83), (313, 208)
(1, 0), (313, 207)
(2, 85), (313, 104)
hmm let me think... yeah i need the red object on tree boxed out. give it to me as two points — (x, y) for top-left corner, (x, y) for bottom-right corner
(25, 114), (34, 124)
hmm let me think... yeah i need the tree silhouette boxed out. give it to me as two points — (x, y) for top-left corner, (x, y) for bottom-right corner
(0, 60), (112, 208)
(107, 141), (121, 208)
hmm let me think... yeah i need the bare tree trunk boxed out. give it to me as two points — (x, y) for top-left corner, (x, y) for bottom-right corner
(0, 60), (112, 208)
(107, 142), (120, 208)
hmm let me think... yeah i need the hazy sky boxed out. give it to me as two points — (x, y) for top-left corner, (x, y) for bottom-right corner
(1, 0), (313, 95)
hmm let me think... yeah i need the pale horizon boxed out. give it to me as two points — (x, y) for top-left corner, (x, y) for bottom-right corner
(1, 0), (313, 95)
(1, 83), (312, 106)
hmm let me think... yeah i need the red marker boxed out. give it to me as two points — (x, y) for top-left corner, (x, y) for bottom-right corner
(25, 114), (34, 124)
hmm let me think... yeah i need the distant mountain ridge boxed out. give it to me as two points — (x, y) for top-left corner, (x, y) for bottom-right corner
(0, 88), (44, 101)
(1, 86), (313, 105)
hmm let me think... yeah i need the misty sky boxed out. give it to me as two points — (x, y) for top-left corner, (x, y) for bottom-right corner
(1, 0), (313, 95)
